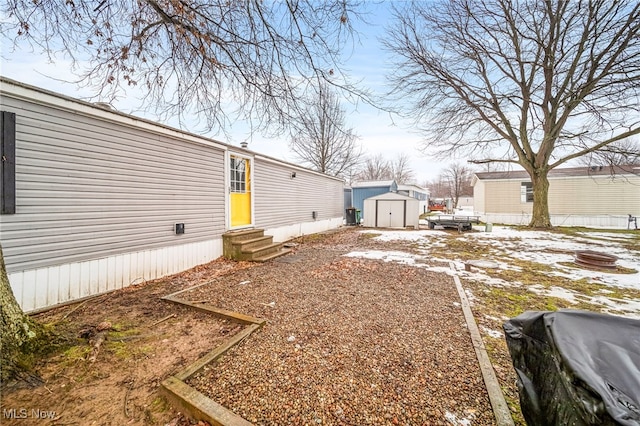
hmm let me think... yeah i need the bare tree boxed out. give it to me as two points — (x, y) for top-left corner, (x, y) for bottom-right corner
(385, 0), (640, 227)
(443, 163), (473, 209)
(0, 247), (45, 383)
(389, 153), (415, 184)
(289, 85), (362, 177)
(579, 138), (640, 167)
(356, 154), (393, 181)
(425, 175), (449, 199)
(355, 153), (415, 183)
(2, 0), (366, 135)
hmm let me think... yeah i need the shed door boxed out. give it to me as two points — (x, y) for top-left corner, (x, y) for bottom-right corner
(229, 154), (252, 228)
(376, 200), (406, 228)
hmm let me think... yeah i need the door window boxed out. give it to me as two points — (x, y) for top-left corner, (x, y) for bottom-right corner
(230, 157), (248, 193)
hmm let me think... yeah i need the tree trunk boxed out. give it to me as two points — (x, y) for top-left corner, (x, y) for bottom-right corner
(529, 170), (553, 228)
(0, 244), (42, 383)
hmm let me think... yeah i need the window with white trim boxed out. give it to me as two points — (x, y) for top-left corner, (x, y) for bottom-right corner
(520, 182), (533, 203)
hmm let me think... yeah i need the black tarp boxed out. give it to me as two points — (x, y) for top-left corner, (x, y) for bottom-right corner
(503, 310), (640, 426)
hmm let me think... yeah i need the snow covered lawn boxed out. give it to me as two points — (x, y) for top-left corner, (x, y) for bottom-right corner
(350, 225), (640, 319)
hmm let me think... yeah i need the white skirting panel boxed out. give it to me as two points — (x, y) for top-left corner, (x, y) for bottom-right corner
(265, 217), (343, 243)
(9, 239), (223, 313)
(481, 213), (635, 229)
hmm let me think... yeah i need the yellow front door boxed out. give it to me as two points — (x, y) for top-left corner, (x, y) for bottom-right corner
(230, 155), (252, 228)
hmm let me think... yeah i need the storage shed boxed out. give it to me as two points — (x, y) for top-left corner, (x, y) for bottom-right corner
(362, 192), (419, 228)
(350, 180), (398, 218)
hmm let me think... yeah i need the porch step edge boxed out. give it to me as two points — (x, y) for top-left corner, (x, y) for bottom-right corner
(240, 242), (282, 255)
(232, 236), (273, 247)
(253, 248), (292, 263)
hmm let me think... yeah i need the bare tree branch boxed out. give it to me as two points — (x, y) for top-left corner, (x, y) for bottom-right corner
(385, 0), (640, 226)
(355, 154), (392, 181)
(389, 153), (416, 184)
(289, 84), (363, 178)
(579, 137), (640, 167)
(442, 163), (473, 209)
(354, 153), (416, 184)
(2, 0), (369, 136)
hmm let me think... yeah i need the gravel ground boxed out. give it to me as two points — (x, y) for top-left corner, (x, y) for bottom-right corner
(183, 229), (496, 425)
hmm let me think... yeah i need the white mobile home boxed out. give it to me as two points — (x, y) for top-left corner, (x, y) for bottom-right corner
(472, 166), (640, 228)
(0, 77), (344, 312)
(397, 184), (430, 214)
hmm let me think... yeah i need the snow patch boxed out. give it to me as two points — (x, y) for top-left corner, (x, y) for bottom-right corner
(445, 411), (473, 426)
(480, 325), (504, 339)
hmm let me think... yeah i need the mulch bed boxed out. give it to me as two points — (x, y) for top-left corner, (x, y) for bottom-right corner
(183, 229), (496, 425)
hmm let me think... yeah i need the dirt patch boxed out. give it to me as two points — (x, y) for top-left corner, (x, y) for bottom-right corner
(1, 259), (253, 426)
(1, 228), (497, 425)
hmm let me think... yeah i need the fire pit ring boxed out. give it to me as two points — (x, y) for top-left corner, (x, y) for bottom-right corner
(575, 250), (618, 269)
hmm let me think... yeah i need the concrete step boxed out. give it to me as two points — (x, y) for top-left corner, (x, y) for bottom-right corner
(236, 242), (283, 261)
(253, 247), (293, 263)
(223, 228), (265, 243)
(232, 235), (274, 252)
(222, 228), (290, 262)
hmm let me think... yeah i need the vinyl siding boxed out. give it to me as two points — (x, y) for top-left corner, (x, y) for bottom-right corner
(253, 157), (343, 229)
(480, 180), (532, 214)
(476, 175), (640, 215)
(352, 187), (393, 216)
(0, 94), (226, 274)
(547, 176), (640, 215)
(10, 240), (221, 312)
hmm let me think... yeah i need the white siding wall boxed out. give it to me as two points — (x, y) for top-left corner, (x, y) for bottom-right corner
(474, 174), (640, 228)
(548, 175), (640, 215)
(479, 180), (532, 215)
(253, 156), (343, 239)
(9, 240), (222, 313)
(475, 175), (640, 216)
(1, 88), (226, 311)
(473, 180), (486, 214)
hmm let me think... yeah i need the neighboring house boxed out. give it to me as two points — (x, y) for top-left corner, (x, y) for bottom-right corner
(456, 196), (474, 213)
(350, 180), (398, 219)
(0, 77), (344, 312)
(397, 184), (430, 214)
(362, 192), (420, 229)
(472, 165), (640, 227)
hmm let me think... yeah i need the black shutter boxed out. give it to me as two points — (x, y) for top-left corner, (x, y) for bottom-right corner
(1, 111), (16, 214)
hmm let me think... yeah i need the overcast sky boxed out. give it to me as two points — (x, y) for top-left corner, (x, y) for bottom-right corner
(0, 3), (453, 184)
